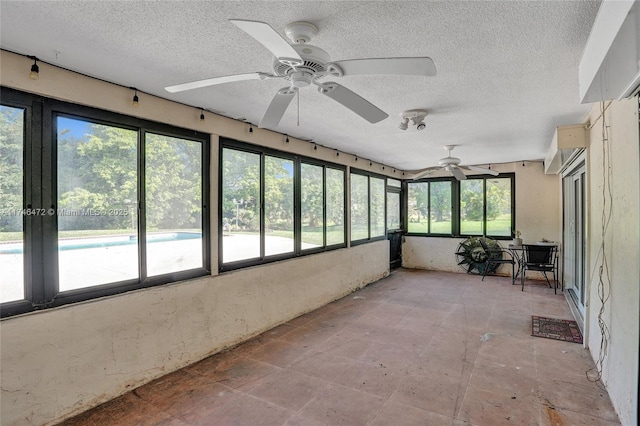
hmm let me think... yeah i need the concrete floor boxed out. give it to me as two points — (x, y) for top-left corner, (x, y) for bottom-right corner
(58, 269), (620, 425)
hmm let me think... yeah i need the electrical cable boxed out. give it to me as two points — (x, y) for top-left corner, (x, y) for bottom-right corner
(585, 101), (612, 390)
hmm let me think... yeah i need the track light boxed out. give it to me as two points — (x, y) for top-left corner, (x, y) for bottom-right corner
(29, 57), (39, 80)
(399, 109), (428, 131)
(131, 88), (139, 108)
(200, 109), (205, 121)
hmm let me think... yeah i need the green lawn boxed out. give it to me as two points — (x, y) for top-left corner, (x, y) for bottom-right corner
(408, 215), (511, 236)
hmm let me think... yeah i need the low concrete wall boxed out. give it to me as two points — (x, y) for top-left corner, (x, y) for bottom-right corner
(0, 241), (389, 426)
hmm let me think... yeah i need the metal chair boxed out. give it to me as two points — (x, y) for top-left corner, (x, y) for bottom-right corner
(478, 238), (516, 285)
(521, 244), (558, 292)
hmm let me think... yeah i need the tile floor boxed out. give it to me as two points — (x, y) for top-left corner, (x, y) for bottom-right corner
(59, 269), (621, 425)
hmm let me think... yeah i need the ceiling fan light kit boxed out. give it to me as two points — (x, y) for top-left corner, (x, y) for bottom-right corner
(165, 19), (436, 130)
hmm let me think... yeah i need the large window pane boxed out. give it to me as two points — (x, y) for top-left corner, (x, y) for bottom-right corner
(265, 156), (294, 256)
(387, 192), (400, 230)
(326, 168), (345, 246)
(486, 178), (512, 236)
(301, 163), (323, 249)
(407, 182), (428, 233)
(57, 117), (138, 291)
(222, 148), (260, 262)
(370, 177), (385, 237)
(146, 133), (203, 276)
(460, 179), (484, 235)
(430, 181), (452, 234)
(0, 105), (25, 302)
(350, 173), (369, 241)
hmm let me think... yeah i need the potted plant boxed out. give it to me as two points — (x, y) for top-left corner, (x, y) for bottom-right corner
(513, 230), (522, 246)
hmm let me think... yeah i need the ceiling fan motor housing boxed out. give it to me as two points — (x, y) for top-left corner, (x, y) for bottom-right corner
(272, 44), (331, 81)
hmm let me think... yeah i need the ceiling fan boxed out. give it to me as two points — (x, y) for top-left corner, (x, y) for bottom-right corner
(165, 19), (436, 128)
(407, 145), (499, 181)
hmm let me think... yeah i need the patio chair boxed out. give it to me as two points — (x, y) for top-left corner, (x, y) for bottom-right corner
(478, 238), (516, 285)
(521, 244), (558, 293)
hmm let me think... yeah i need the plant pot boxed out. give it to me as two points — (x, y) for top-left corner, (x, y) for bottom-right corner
(512, 238), (522, 246)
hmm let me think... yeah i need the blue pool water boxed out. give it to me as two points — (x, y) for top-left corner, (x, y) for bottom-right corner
(0, 232), (201, 255)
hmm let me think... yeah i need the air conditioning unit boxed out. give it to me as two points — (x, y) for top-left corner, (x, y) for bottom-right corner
(579, 0), (640, 103)
(544, 124), (588, 174)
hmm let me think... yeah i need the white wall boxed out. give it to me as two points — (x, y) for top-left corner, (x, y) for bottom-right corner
(0, 51), (391, 426)
(403, 161), (561, 274)
(585, 97), (639, 426)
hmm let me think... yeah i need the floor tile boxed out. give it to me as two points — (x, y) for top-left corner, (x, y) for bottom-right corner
(298, 383), (384, 426)
(247, 369), (329, 411)
(370, 400), (454, 426)
(57, 269), (621, 426)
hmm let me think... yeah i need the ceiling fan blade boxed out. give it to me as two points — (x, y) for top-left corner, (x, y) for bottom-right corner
(259, 87), (297, 128)
(407, 167), (440, 180)
(165, 72), (271, 93)
(450, 167), (467, 181)
(317, 82), (388, 123)
(460, 165), (500, 176)
(229, 19), (303, 66)
(328, 57), (436, 77)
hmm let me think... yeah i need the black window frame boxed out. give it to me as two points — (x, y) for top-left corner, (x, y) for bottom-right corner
(219, 138), (347, 272)
(0, 87), (211, 318)
(404, 173), (515, 239)
(350, 168), (388, 245)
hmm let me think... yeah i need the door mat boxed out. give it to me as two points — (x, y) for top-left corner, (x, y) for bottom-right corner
(531, 316), (583, 344)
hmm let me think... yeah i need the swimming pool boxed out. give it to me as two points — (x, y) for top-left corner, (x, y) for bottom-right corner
(0, 232), (201, 254)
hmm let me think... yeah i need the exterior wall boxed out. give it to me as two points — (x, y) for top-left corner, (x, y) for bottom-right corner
(0, 51), (391, 426)
(403, 161), (561, 273)
(585, 97), (639, 426)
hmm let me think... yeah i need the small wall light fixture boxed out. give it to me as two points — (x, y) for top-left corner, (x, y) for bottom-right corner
(285, 135), (290, 143)
(29, 56), (39, 80)
(200, 109), (205, 121)
(354, 156), (358, 162)
(131, 88), (140, 108)
(249, 126), (253, 133)
(335, 149), (339, 157)
(313, 144), (317, 151)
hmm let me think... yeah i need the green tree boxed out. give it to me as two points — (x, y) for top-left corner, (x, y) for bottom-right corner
(0, 106), (24, 233)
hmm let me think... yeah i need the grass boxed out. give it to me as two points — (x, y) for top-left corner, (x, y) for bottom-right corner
(408, 216), (511, 236)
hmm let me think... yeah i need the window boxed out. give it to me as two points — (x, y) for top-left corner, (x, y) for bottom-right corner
(386, 178), (401, 231)
(0, 105), (25, 303)
(350, 173), (369, 241)
(220, 140), (346, 271)
(325, 167), (345, 246)
(350, 171), (387, 243)
(300, 163), (324, 249)
(56, 117), (139, 291)
(407, 174), (514, 238)
(145, 133), (204, 276)
(0, 88), (210, 318)
(407, 180), (453, 235)
(265, 156), (294, 256)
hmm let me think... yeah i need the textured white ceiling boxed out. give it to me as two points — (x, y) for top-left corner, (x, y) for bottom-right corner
(0, 1), (600, 169)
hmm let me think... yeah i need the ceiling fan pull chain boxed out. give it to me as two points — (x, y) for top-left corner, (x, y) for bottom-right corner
(297, 88), (300, 126)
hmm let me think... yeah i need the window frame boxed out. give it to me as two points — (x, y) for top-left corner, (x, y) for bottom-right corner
(404, 173), (515, 239)
(349, 168), (388, 245)
(0, 87), (210, 318)
(219, 138), (347, 272)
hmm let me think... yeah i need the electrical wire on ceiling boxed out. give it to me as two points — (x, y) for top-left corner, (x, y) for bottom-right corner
(585, 100), (612, 390)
